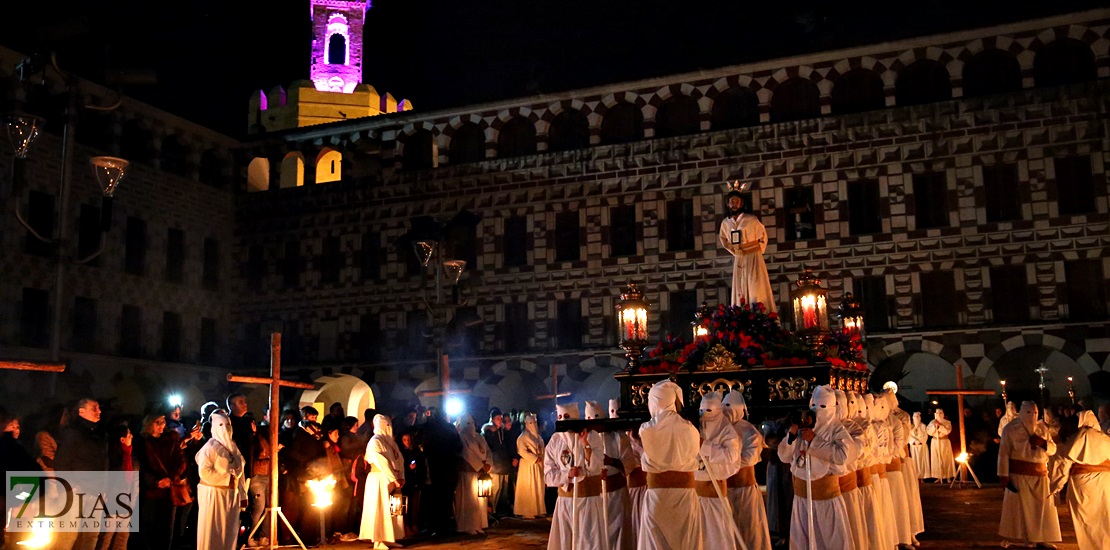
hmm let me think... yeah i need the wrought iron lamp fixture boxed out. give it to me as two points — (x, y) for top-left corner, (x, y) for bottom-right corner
(616, 283), (650, 372)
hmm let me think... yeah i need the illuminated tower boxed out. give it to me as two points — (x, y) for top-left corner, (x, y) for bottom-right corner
(310, 0), (368, 93)
(247, 0), (412, 134)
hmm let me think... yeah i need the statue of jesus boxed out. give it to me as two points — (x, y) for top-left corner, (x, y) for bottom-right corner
(718, 186), (777, 312)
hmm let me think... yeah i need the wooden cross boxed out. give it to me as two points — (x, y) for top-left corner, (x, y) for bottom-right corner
(535, 364), (571, 410)
(0, 361), (65, 372)
(415, 353), (472, 404)
(926, 363), (996, 487)
(226, 333), (315, 550)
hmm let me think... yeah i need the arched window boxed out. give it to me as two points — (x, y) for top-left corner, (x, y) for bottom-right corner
(962, 49), (1021, 98)
(199, 150), (227, 188)
(247, 158), (270, 192)
(710, 87), (759, 130)
(403, 129), (436, 171)
(599, 102), (643, 144)
(895, 60), (952, 106)
(161, 134), (190, 177)
(279, 152), (305, 188)
(449, 123), (486, 164)
(770, 78), (821, 122)
(316, 148), (343, 183)
(498, 117), (537, 158)
(830, 69), (885, 114)
(1034, 39), (1096, 88)
(328, 34), (347, 65)
(120, 119), (155, 164)
(654, 95), (700, 138)
(547, 109), (590, 152)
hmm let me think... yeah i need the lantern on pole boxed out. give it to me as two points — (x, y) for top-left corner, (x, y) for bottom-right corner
(477, 471), (493, 498)
(791, 270), (830, 348)
(616, 283), (650, 372)
(837, 292), (864, 336)
(691, 301), (713, 341)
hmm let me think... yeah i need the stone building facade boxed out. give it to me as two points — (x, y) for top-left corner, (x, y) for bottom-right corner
(234, 9), (1110, 413)
(0, 46), (240, 416)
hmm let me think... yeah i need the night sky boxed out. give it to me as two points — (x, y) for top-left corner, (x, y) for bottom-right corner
(1, 0), (1101, 138)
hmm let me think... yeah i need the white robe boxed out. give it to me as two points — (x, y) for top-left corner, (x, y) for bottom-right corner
(626, 440), (645, 547)
(908, 421), (930, 480)
(359, 435), (405, 542)
(456, 425), (492, 534)
(599, 432), (634, 550)
(728, 418), (773, 550)
(840, 419), (869, 550)
(514, 430), (546, 518)
(777, 423), (856, 550)
(1049, 417), (1110, 550)
(892, 410), (924, 536)
(719, 213), (776, 312)
(859, 420), (892, 550)
(997, 420), (1061, 543)
(699, 413), (741, 550)
(639, 410), (703, 550)
(926, 418), (956, 480)
(545, 431), (605, 550)
(881, 417), (913, 545)
(195, 439), (246, 550)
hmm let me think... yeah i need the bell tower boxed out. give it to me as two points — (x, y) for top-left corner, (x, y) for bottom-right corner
(309, 0), (369, 93)
(248, 0), (412, 134)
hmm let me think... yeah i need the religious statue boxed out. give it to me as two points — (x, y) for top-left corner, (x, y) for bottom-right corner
(718, 182), (777, 312)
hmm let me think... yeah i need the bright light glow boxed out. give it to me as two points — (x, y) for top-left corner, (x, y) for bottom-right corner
(168, 394), (183, 408)
(620, 307), (648, 341)
(956, 452), (969, 464)
(694, 325), (708, 339)
(883, 381), (898, 394)
(477, 472), (493, 498)
(16, 524), (51, 548)
(1000, 380), (1006, 387)
(800, 294), (818, 328)
(307, 476), (337, 508)
(931, 400), (939, 405)
(445, 398), (464, 418)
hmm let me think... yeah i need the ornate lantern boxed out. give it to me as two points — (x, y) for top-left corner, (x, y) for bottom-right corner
(477, 471), (493, 498)
(389, 493), (408, 517)
(691, 301), (713, 340)
(837, 292), (864, 336)
(616, 284), (650, 372)
(790, 270), (830, 348)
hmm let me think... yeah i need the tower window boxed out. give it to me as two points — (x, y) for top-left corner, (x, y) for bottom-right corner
(328, 34), (347, 65)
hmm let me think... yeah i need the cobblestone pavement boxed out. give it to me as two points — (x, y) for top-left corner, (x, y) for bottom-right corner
(320, 482), (1080, 549)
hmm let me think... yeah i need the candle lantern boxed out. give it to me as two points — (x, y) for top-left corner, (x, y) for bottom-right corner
(477, 471), (493, 498)
(691, 301), (713, 341)
(837, 292), (865, 337)
(790, 270), (830, 348)
(389, 493), (408, 517)
(616, 283), (650, 372)
(1000, 380), (1008, 403)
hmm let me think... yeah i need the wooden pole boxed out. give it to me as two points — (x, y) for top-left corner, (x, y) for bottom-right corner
(0, 361), (66, 372)
(268, 333), (281, 549)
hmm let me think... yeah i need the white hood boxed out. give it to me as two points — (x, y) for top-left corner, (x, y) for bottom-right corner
(1019, 401), (1039, 434)
(584, 401), (607, 420)
(862, 393), (875, 422)
(871, 392), (890, 421)
(699, 391), (731, 442)
(811, 385), (838, 433)
(609, 399), (621, 419)
(647, 380), (683, 417)
(209, 413), (236, 454)
(556, 402), (581, 421)
(834, 389), (848, 422)
(847, 392), (863, 420)
(373, 414), (394, 439)
(722, 389), (748, 423)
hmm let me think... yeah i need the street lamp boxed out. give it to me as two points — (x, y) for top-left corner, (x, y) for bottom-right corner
(791, 270), (830, 349)
(6, 54), (130, 365)
(616, 283), (650, 372)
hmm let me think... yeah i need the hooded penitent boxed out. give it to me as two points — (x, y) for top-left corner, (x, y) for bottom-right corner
(999, 402), (1019, 435)
(811, 384), (839, 435)
(863, 394), (876, 423)
(209, 413), (243, 471)
(373, 414), (402, 463)
(834, 389), (849, 422)
(722, 389), (749, 423)
(609, 399), (621, 419)
(871, 393), (890, 422)
(584, 401), (607, 420)
(699, 391), (732, 446)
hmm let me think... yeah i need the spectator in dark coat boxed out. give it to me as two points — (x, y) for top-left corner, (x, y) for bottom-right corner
(226, 393), (254, 481)
(54, 398), (108, 550)
(481, 408), (513, 517)
(138, 413), (186, 550)
(1, 411), (41, 546)
(421, 408), (462, 535)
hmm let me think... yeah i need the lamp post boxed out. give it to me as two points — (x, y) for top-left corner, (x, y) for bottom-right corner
(616, 283), (650, 373)
(790, 270), (830, 349)
(6, 55), (129, 365)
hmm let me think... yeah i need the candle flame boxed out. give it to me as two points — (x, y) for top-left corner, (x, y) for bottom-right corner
(16, 524), (51, 548)
(956, 452), (969, 464)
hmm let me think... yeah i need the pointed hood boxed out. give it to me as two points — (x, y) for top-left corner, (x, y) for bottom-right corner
(519, 413), (543, 451)
(647, 380), (683, 417)
(556, 402), (580, 421)
(373, 414), (394, 439)
(834, 389), (848, 422)
(811, 385), (838, 433)
(871, 393), (890, 421)
(1019, 401), (1038, 433)
(1059, 410), (1110, 465)
(722, 389), (748, 423)
(584, 401), (607, 420)
(847, 392), (864, 420)
(209, 413), (237, 455)
(862, 394), (875, 421)
(609, 399), (621, 419)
